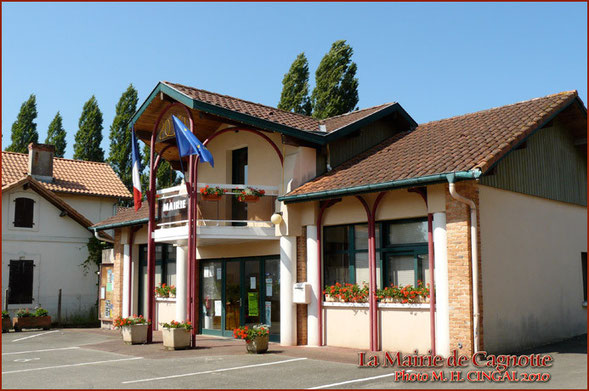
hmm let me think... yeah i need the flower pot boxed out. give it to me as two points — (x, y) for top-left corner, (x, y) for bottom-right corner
(245, 335), (269, 354)
(324, 295), (335, 302)
(2, 318), (12, 333)
(162, 327), (191, 350)
(202, 194), (222, 201)
(241, 195), (259, 203)
(169, 293), (176, 298)
(121, 324), (148, 344)
(13, 316), (51, 332)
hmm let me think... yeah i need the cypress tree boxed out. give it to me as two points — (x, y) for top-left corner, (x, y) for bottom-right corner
(7, 94), (39, 153)
(108, 84), (139, 192)
(141, 144), (178, 192)
(45, 112), (67, 158)
(311, 40), (359, 119)
(73, 96), (105, 162)
(277, 53), (312, 115)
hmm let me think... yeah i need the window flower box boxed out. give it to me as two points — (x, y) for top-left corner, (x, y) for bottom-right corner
(200, 185), (226, 201)
(155, 283), (176, 298)
(114, 315), (151, 345)
(376, 281), (430, 304)
(236, 187), (266, 203)
(161, 320), (192, 350)
(2, 311), (12, 333)
(323, 283), (369, 303)
(13, 308), (50, 331)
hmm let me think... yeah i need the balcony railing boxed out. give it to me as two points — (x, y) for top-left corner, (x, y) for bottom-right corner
(155, 183), (279, 229)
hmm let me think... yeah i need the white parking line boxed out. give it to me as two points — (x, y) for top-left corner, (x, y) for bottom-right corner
(11, 330), (59, 342)
(3, 347), (80, 356)
(122, 357), (307, 384)
(307, 372), (398, 389)
(2, 357), (143, 374)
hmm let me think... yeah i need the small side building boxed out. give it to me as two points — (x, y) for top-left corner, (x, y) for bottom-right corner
(2, 144), (131, 323)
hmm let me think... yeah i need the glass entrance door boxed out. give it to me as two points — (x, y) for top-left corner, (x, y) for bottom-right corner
(200, 256), (280, 341)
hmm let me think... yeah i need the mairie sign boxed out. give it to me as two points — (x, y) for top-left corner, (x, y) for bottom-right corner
(158, 195), (188, 224)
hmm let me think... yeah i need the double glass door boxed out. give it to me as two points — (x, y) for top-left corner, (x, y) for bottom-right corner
(201, 256), (280, 341)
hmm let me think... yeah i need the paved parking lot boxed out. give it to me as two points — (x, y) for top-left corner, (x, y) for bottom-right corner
(2, 329), (586, 389)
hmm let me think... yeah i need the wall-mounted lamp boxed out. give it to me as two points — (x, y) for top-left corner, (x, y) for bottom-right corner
(270, 212), (283, 225)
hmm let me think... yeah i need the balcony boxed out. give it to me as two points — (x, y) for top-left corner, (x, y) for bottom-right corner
(152, 183), (279, 245)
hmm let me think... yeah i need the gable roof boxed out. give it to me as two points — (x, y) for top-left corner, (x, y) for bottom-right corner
(280, 90), (585, 202)
(3, 175), (113, 240)
(130, 81), (417, 145)
(2, 152), (132, 199)
(90, 204), (149, 230)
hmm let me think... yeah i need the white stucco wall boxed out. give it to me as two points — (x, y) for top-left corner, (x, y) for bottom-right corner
(479, 185), (587, 353)
(2, 188), (111, 321)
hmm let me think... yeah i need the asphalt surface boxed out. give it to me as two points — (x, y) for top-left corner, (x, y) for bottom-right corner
(1, 329), (586, 389)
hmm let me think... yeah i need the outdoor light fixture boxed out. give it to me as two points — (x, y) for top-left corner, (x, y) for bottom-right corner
(270, 212), (283, 225)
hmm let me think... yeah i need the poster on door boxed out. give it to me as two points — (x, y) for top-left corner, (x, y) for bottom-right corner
(265, 301), (271, 323)
(248, 292), (259, 316)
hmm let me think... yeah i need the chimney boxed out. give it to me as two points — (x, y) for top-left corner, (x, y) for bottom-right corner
(28, 143), (55, 182)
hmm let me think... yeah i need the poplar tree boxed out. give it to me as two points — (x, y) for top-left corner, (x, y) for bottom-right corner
(7, 94), (39, 153)
(73, 96), (105, 162)
(45, 112), (67, 157)
(141, 144), (178, 192)
(108, 84), (139, 192)
(277, 53), (312, 115)
(311, 40), (359, 119)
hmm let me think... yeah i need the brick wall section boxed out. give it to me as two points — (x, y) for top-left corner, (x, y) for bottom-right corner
(111, 228), (124, 320)
(445, 181), (484, 356)
(296, 230), (308, 345)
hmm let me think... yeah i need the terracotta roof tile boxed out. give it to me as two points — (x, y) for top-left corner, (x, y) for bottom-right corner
(320, 103), (396, 132)
(91, 204), (148, 228)
(285, 90), (581, 199)
(2, 152), (132, 199)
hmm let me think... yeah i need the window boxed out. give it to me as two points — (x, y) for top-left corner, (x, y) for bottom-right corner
(582, 252), (587, 303)
(138, 244), (177, 315)
(8, 260), (34, 304)
(323, 219), (428, 290)
(14, 197), (35, 228)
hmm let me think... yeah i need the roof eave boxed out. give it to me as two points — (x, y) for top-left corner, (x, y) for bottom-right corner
(91, 218), (149, 231)
(278, 170), (481, 204)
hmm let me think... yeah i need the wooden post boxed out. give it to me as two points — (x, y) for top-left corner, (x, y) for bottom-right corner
(57, 289), (62, 326)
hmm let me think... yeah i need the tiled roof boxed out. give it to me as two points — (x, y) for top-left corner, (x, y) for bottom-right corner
(284, 90), (581, 199)
(91, 204), (149, 229)
(2, 152), (132, 199)
(163, 81), (399, 134)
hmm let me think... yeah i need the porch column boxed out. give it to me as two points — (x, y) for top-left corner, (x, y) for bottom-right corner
(175, 244), (188, 322)
(306, 225), (320, 347)
(122, 244), (130, 318)
(280, 236), (297, 345)
(433, 212), (450, 357)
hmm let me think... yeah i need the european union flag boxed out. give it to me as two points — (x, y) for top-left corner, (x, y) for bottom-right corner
(172, 115), (214, 167)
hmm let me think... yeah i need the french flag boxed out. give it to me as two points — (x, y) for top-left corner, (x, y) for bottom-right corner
(131, 129), (142, 211)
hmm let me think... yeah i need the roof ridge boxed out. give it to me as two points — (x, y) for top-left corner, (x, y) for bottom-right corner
(320, 102), (396, 123)
(1, 150), (111, 166)
(418, 90), (578, 127)
(163, 81), (320, 124)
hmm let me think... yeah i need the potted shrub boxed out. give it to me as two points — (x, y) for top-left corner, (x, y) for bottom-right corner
(114, 315), (151, 344)
(236, 187), (265, 203)
(233, 324), (270, 354)
(161, 320), (192, 350)
(13, 308), (51, 331)
(2, 311), (12, 333)
(200, 185), (226, 201)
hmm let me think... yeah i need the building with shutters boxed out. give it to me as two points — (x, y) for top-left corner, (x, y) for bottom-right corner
(2, 144), (131, 323)
(92, 82), (586, 355)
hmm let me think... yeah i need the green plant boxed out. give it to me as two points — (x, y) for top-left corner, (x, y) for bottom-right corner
(376, 280), (430, 303)
(233, 324), (270, 342)
(200, 185), (226, 196)
(160, 320), (192, 330)
(323, 282), (369, 302)
(2, 311), (10, 319)
(154, 283), (176, 297)
(113, 315), (150, 328)
(34, 307), (49, 317)
(16, 309), (34, 318)
(236, 187), (265, 202)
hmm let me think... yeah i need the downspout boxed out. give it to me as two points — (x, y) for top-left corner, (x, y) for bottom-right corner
(93, 229), (114, 244)
(447, 173), (480, 354)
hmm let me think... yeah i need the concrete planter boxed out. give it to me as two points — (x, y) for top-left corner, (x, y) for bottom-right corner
(162, 327), (191, 350)
(13, 316), (51, 331)
(2, 318), (12, 333)
(245, 335), (269, 354)
(121, 324), (148, 344)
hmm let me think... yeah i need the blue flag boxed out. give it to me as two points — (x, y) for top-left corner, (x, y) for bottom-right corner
(171, 115), (214, 167)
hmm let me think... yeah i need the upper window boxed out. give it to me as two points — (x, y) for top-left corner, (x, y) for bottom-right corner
(13, 197), (35, 228)
(8, 260), (34, 304)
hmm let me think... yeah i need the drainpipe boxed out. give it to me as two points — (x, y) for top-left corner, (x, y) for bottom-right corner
(427, 213), (436, 356)
(447, 173), (480, 354)
(93, 229), (114, 244)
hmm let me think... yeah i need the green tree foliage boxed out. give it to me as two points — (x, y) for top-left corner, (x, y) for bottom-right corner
(73, 96), (105, 162)
(108, 85), (139, 192)
(277, 53), (312, 115)
(82, 236), (110, 275)
(311, 40), (359, 119)
(141, 144), (179, 193)
(7, 94), (39, 153)
(45, 112), (67, 157)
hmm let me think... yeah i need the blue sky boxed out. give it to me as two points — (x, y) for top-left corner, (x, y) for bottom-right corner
(2, 2), (587, 159)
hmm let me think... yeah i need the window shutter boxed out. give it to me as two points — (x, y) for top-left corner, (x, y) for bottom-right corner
(8, 260), (34, 304)
(14, 198), (35, 228)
